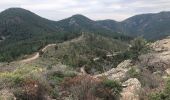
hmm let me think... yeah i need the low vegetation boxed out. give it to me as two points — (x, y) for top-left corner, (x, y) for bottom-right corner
(62, 75), (122, 100)
(42, 33), (129, 74)
(149, 79), (170, 100)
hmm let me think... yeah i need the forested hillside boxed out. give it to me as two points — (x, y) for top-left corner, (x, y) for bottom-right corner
(98, 11), (170, 40)
(0, 8), (130, 62)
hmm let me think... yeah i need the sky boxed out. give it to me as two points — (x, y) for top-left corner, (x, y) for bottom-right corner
(0, 0), (170, 21)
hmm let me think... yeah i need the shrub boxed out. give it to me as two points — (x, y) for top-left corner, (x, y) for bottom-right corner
(0, 71), (24, 88)
(0, 65), (52, 100)
(96, 79), (122, 100)
(62, 76), (122, 100)
(47, 70), (77, 86)
(14, 78), (50, 100)
(129, 37), (150, 60)
(64, 71), (77, 77)
(128, 67), (140, 78)
(148, 79), (170, 100)
(47, 71), (65, 85)
(139, 68), (160, 89)
(102, 79), (122, 95)
(149, 92), (165, 100)
(51, 87), (59, 99)
(62, 75), (100, 100)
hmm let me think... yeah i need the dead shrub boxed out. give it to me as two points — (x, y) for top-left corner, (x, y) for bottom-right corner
(62, 75), (122, 100)
(62, 75), (100, 100)
(14, 78), (50, 100)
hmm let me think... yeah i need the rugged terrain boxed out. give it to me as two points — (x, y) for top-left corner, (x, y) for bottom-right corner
(1, 8), (170, 62)
(1, 7), (170, 100)
(1, 35), (170, 100)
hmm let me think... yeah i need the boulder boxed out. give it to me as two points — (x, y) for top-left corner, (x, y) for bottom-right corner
(95, 60), (132, 81)
(121, 78), (141, 100)
(165, 68), (170, 75)
(117, 60), (133, 69)
(139, 37), (170, 73)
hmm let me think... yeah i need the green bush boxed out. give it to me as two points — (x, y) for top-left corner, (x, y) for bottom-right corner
(148, 79), (170, 100)
(48, 71), (64, 84)
(102, 79), (122, 96)
(95, 79), (122, 100)
(128, 67), (140, 78)
(129, 37), (150, 60)
(51, 87), (59, 99)
(149, 92), (165, 100)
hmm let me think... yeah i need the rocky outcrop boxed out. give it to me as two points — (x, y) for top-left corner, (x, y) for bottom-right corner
(94, 37), (170, 100)
(165, 68), (170, 76)
(121, 78), (141, 100)
(152, 36), (170, 52)
(95, 60), (133, 81)
(139, 37), (170, 73)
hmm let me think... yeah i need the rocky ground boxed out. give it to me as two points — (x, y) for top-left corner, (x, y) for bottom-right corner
(93, 36), (170, 100)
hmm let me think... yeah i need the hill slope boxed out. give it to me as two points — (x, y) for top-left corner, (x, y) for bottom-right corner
(55, 14), (126, 38)
(0, 8), (79, 62)
(98, 11), (170, 40)
(0, 8), (128, 62)
(41, 33), (129, 74)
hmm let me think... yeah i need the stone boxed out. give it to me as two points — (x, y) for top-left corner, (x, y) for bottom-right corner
(95, 60), (132, 81)
(121, 78), (141, 100)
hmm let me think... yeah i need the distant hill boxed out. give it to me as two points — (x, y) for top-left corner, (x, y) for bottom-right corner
(96, 19), (121, 32)
(121, 11), (170, 40)
(0, 8), (59, 38)
(98, 11), (170, 40)
(55, 14), (126, 38)
(0, 8), (78, 62)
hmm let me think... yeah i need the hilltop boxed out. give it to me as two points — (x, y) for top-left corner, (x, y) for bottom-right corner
(0, 8), (129, 62)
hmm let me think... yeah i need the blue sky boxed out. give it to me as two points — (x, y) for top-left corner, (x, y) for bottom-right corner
(0, 0), (170, 21)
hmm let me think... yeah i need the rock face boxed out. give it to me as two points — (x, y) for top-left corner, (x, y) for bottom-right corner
(95, 60), (132, 81)
(121, 78), (141, 100)
(94, 36), (170, 100)
(139, 37), (170, 73)
(152, 36), (170, 52)
(94, 60), (142, 100)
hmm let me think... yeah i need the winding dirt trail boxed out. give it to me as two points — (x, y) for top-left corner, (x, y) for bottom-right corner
(20, 53), (39, 63)
(19, 35), (84, 63)
(41, 44), (56, 52)
(20, 44), (56, 63)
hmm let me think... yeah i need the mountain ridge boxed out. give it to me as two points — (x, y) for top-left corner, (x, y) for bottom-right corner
(1, 7), (170, 40)
(1, 7), (170, 62)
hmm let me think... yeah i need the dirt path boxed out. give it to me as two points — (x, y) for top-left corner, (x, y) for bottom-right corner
(42, 44), (56, 52)
(20, 44), (57, 63)
(20, 53), (39, 63)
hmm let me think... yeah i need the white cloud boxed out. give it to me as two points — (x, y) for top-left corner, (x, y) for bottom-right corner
(0, 0), (170, 21)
